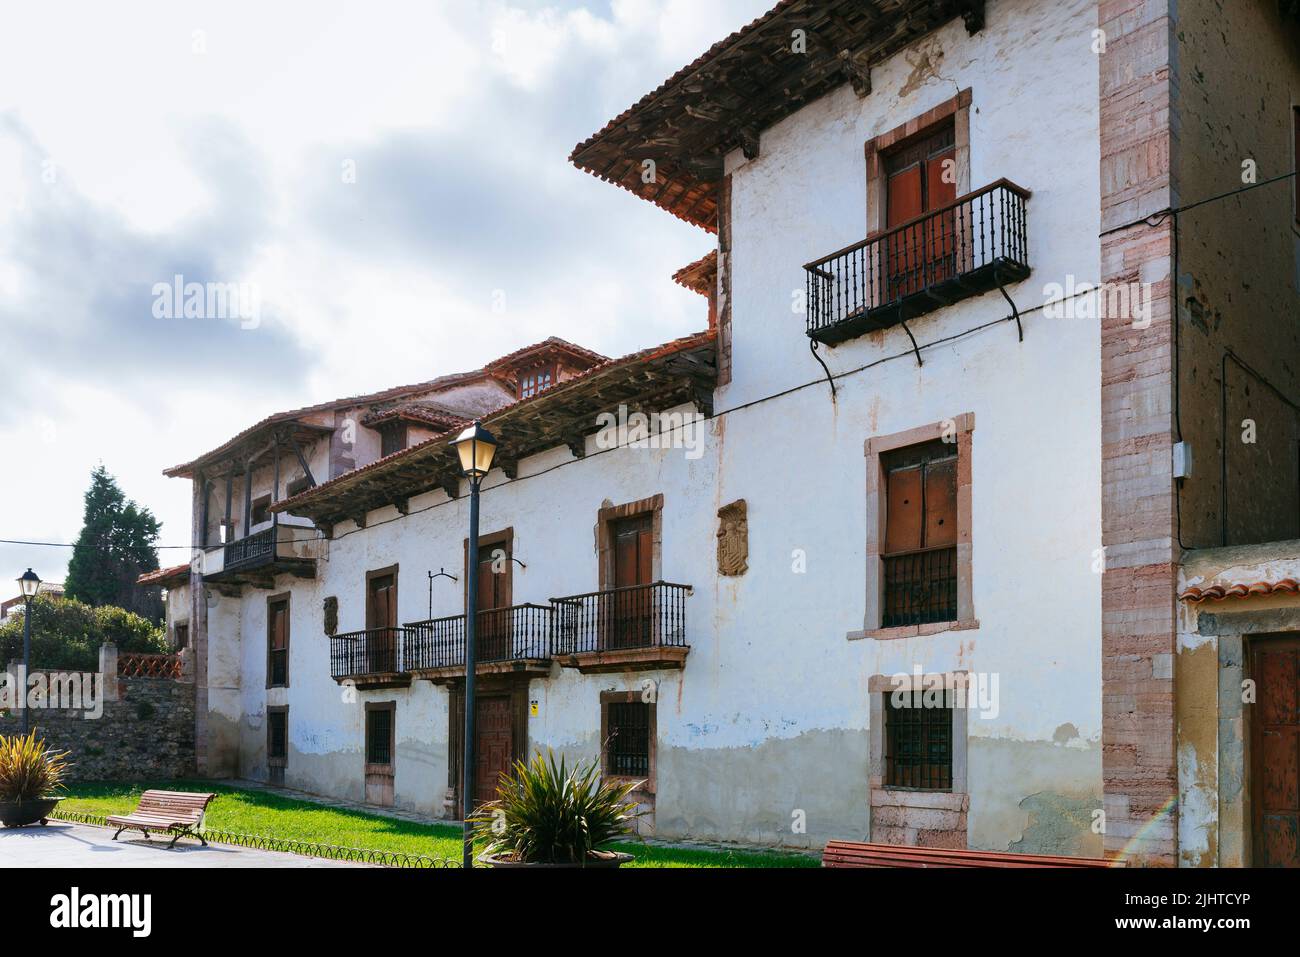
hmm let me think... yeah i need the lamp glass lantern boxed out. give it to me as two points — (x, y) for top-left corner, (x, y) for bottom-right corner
(17, 568), (40, 599)
(453, 421), (498, 479)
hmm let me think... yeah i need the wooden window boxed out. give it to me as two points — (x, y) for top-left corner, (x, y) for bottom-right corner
(600, 691), (655, 790)
(365, 566), (399, 675)
(518, 365), (555, 399)
(380, 423), (408, 458)
(267, 706), (288, 766)
(883, 123), (958, 299)
(885, 696), (952, 790)
(465, 529), (513, 661)
(267, 596), (289, 688)
(174, 623), (189, 651)
(286, 475), (311, 498)
(881, 440), (958, 627)
(251, 496), (272, 526)
(365, 703), (395, 767)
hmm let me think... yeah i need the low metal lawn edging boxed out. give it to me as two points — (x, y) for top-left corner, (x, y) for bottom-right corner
(48, 808), (460, 868)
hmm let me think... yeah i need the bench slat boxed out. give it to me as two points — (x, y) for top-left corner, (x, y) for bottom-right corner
(822, 840), (1121, 869)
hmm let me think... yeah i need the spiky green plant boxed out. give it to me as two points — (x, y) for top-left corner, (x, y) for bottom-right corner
(0, 732), (70, 802)
(468, 749), (642, 864)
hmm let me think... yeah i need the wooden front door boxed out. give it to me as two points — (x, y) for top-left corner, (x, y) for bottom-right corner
(1252, 637), (1300, 867)
(609, 515), (653, 649)
(366, 572), (398, 673)
(474, 695), (514, 807)
(475, 544), (511, 661)
(884, 125), (958, 301)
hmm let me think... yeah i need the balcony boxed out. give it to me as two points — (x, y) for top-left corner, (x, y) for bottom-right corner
(550, 581), (692, 674)
(403, 605), (553, 683)
(330, 627), (411, 689)
(804, 179), (1031, 346)
(202, 519), (320, 589)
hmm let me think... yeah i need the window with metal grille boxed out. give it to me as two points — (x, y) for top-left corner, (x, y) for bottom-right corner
(267, 709), (287, 762)
(605, 702), (650, 778)
(881, 439), (958, 627)
(885, 696), (952, 790)
(366, 706), (393, 766)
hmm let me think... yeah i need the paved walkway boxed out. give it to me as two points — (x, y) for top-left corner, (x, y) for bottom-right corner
(0, 821), (365, 868)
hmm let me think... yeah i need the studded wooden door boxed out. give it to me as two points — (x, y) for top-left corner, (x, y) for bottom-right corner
(1252, 637), (1300, 867)
(474, 695), (514, 807)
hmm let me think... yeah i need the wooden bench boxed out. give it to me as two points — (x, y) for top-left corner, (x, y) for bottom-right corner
(822, 840), (1123, 868)
(106, 790), (216, 848)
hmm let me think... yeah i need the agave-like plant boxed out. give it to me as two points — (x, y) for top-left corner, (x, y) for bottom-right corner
(468, 749), (642, 864)
(0, 732), (70, 803)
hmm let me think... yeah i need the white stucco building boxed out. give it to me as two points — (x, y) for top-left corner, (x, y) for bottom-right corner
(155, 0), (1300, 864)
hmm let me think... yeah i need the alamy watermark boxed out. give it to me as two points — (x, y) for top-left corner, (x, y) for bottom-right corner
(0, 666), (104, 719)
(152, 274), (261, 329)
(594, 404), (706, 460)
(1042, 276), (1153, 329)
(889, 666), (999, 720)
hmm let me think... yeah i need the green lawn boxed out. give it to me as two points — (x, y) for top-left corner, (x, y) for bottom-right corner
(56, 780), (818, 869)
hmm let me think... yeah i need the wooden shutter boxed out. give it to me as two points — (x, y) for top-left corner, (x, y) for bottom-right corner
(367, 574), (396, 630)
(924, 456), (958, 549)
(886, 164), (924, 228)
(884, 466), (924, 555)
(270, 603), (288, 651)
(613, 516), (654, 587)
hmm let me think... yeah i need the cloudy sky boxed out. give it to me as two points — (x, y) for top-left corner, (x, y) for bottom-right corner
(0, 0), (771, 586)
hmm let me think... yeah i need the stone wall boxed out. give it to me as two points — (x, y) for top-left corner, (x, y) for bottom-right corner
(1, 653), (195, 782)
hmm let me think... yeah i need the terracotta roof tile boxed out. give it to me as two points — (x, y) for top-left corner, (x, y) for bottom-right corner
(1179, 578), (1300, 602)
(137, 564), (191, 588)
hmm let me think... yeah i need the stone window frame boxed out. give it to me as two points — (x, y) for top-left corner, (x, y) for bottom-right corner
(865, 88), (973, 236)
(266, 705), (288, 769)
(867, 671), (970, 848)
(595, 494), (664, 591)
(600, 690), (657, 795)
(265, 592), (290, 689)
(850, 414), (977, 641)
(364, 700), (396, 771)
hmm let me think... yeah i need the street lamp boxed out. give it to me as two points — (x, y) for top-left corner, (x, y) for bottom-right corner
(451, 421), (497, 869)
(16, 569), (40, 735)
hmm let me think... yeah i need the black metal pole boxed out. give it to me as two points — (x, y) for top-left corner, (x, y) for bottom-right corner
(462, 475), (480, 869)
(21, 595), (32, 735)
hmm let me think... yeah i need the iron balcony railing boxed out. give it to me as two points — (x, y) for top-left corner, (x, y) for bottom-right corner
(403, 604), (553, 671)
(550, 581), (692, 655)
(882, 546), (958, 628)
(804, 179), (1031, 345)
(330, 627), (406, 679)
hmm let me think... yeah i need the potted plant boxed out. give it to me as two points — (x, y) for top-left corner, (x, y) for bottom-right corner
(0, 732), (70, 827)
(469, 749), (642, 868)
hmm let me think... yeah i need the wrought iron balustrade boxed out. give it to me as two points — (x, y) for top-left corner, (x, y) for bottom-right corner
(403, 604), (553, 671)
(330, 627), (406, 679)
(550, 581), (691, 655)
(805, 179), (1030, 345)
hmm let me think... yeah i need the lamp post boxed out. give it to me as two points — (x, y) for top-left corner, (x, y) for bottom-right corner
(452, 420), (497, 869)
(16, 569), (40, 735)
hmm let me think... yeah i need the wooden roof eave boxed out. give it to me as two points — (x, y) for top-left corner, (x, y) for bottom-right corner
(278, 338), (717, 527)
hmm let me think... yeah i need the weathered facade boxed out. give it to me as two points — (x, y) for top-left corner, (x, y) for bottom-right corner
(153, 0), (1300, 863)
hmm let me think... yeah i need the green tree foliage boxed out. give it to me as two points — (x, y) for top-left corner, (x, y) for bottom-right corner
(64, 466), (163, 621)
(0, 595), (168, 672)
